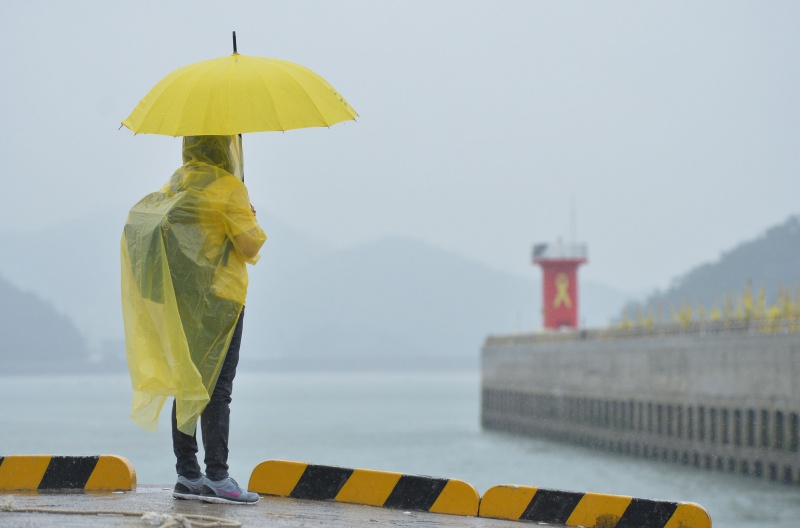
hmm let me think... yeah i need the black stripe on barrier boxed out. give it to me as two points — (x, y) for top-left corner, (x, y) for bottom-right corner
(290, 465), (353, 501)
(383, 475), (448, 511)
(520, 488), (584, 525)
(616, 497), (679, 528)
(39, 456), (99, 490)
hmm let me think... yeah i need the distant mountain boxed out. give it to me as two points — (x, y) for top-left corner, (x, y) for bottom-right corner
(249, 236), (538, 370)
(0, 209), (630, 372)
(581, 281), (633, 328)
(0, 208), (335, 350)
(0, 207), (128, 351)
(621, 214), (800, 319)
(0, 275), (88, 373)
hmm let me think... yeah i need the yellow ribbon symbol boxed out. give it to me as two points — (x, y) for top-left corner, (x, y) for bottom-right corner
(553, 273), (572, 308)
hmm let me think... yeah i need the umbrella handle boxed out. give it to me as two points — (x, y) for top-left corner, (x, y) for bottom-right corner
(232, 31), (238, 54)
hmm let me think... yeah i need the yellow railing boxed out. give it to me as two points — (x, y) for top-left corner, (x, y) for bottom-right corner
(486, 317), (800, 346)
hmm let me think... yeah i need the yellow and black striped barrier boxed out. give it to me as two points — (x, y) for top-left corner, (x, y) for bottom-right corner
(478, 484), (711, 528)
(248, 460), (480, 516)
(0, 455), (136, 492)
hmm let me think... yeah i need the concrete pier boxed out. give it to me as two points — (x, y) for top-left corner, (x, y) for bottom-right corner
(481, 324), (800, 485)
(0, 486), (528, 528)
(1, 456), (711, 527)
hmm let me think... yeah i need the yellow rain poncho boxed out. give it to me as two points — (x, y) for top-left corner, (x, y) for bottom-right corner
(121, 135), (266, 435)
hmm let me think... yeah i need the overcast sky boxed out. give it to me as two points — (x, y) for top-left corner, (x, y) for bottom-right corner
(2, 1), (798, 295)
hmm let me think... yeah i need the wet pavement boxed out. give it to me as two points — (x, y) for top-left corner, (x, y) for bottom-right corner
(0, 486), (545, 527)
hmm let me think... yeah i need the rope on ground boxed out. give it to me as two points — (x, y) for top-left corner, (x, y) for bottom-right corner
(0, 497), (241, 528)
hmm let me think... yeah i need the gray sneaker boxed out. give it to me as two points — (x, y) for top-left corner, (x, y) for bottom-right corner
(173, 475), (206, 500)
(200, 477), (259, 505)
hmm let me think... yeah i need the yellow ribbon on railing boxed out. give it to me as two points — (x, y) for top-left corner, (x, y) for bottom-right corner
(553, 272), (572, 308)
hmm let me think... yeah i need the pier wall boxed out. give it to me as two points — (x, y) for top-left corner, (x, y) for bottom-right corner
(481, 328), (800, 484)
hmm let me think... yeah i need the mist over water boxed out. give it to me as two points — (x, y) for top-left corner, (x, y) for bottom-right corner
(1, 371), (798, 527)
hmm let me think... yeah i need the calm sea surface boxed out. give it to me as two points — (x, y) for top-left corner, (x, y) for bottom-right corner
(1, 371), (798, 527)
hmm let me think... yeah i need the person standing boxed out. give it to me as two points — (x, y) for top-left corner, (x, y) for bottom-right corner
(121, 135), (266, 504)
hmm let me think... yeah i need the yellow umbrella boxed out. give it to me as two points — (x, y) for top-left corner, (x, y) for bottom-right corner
(122, 34), (357, 136)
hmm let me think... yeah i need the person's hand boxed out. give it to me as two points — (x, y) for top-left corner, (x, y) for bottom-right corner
(250, 204), (257, 216)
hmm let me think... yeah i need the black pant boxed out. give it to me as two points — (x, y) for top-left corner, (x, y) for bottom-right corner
(171, 308), (244, 481)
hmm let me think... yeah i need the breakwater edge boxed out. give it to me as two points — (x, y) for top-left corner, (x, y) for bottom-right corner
(482, 320), (800, 485)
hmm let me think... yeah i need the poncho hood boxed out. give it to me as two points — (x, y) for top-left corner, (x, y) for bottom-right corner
(182, 135), (244, 180)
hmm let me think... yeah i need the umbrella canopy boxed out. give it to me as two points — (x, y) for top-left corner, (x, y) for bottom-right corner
(122, 53), (357, 136)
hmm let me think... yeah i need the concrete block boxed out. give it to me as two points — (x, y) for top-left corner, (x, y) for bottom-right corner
(249, 460), (479, 516)
(0, 455), (136, 491)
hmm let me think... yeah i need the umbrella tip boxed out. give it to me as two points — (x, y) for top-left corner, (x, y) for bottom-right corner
(232, 31), (238, 54)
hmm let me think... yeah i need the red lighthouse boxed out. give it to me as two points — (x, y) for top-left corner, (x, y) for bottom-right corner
(532, 241), (587, 330)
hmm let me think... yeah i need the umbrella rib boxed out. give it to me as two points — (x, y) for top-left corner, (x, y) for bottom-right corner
(164, 58), (219, 136)
(280, 59), (357, 126)
(132, 63), (194, 135)
(187, 60), (224, 136)
(269, 60), (331, 128)
(249, 57), (285, 132)
(169, 77), (196, 136)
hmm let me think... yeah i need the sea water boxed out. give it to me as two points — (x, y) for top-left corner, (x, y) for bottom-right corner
(1, 371), (798, 527)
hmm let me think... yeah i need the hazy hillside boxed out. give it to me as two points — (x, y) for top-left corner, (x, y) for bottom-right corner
(0, 208), (336, 349)
(621, 214), (800, 319)
(249, 236), (537, 369)
(0, 275), (88, 373)
(0, 209), (630, 372)
(0, 207), (128, 350)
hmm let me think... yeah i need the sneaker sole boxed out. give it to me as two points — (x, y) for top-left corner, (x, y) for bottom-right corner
(200, 495), (259, 505)
(173, 492), (204, 501)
